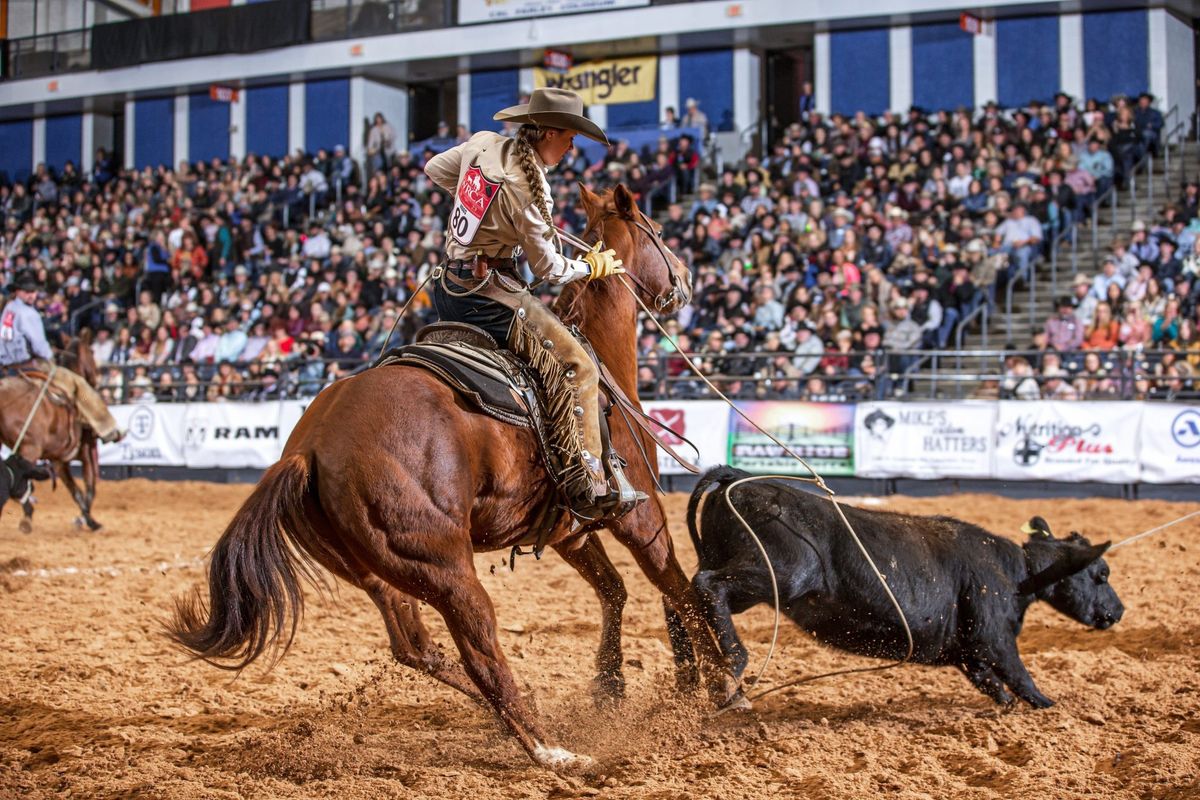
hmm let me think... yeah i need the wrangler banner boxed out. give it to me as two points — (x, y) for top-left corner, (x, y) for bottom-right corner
(534, 56), (657, 106)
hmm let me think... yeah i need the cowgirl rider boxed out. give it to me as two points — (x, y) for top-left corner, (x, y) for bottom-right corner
(424, 88), (632, 518)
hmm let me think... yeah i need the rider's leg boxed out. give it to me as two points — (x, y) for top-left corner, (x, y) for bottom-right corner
(511, 293), (607, 499)
(47, 366), (121, 443)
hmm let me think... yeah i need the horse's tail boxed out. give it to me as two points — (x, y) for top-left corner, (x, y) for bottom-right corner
(168, 452), (325, 671)
(686, 465), (752, 556)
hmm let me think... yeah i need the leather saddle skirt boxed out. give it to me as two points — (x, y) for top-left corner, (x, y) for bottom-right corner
(0, 363), (72, 408)
(375, 322), (539, 428)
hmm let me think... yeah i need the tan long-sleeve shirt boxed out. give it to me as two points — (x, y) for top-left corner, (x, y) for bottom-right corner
(424, 132), (588, 284)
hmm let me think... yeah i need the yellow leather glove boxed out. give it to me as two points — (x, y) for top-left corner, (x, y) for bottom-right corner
(582, 240), (625, 281)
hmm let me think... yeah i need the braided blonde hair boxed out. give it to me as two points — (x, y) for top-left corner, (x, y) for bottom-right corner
(514, 123), (557, 231)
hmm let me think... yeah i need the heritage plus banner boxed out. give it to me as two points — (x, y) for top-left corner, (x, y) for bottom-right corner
(97, 403), (188, 467)
(459, 0), (648, 25)
(1139, 404), (1200, 483)
(993, 401), (1141, 483)
(534, 55), (657, 106)
(855, 401), (994, 479)
(640, 400), (729, 477)
(182, 402), (285, 469)
(728, 402), (855, 476)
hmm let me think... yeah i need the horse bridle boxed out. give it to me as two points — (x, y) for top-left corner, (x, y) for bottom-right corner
(572, 208), (691, 313)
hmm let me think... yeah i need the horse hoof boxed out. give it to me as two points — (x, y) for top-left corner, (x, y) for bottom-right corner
(74, 517), (86, 529)
(18, 519), (32, 534)
(533, 742), (597, 775)
(87, 519), (103, 532)
(590, 671), (625, 707)
(712, 690), (753, 717)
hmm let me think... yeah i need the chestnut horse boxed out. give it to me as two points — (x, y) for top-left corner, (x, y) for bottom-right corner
(170, 185), (739, 770)
(0, 331), (103, 532)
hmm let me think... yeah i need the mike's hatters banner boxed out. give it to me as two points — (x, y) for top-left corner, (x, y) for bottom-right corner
(856, 401), (994, 479)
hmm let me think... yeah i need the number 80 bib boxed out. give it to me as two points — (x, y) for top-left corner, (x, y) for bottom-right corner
(449, 165), (502, 247)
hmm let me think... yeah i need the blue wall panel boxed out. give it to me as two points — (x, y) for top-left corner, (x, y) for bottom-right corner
(189, 92), (231, 164)
(304, 78), (350, 155)
(679, 50), (734, 132)
(1084, 10), (1148, 101)
(830, 29), (890, 116)
(0, 120), (33, 185)
(470, 69), (519, 135)
(607, 98), (659, 130)
(997, 17), (1060, 107)
(245, 84), (289, 157)
(134, 97), (174, 169)
(45, 114), (82, 173)
(913, 23), (974, 110)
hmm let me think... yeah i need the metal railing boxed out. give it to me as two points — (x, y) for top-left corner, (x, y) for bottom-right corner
(310, 0), (452, 41)
(4, 28), (92, 79)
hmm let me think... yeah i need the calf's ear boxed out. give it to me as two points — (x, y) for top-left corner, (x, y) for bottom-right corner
(1019, 541), (1111, 595)
(28, 462), (53, 481)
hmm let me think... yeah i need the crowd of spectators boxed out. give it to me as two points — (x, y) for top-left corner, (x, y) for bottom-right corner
(0, 90), (1193, 404)
(1003, 206), (1200, 401)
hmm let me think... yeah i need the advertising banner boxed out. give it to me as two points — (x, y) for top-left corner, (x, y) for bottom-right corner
(728, 402), (855, 476)
(1139, 404), (1200, 483)
(534, 55), (657, 106)
(97, 403), (189, 467)
(276, 400), (310, 447)
(855, 402), (995, 479)
(183, 402), (285, 469)
(993, 401), (1141, 483)
(459, 0), (648, 25)
(640, 400), (729, 477)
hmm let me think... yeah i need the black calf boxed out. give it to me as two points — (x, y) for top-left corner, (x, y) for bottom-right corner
(686, 466), (1124, 708)
(1, 453), (52, 517)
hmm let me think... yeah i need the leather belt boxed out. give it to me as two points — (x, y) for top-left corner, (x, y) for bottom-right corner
(448, 256), (517, 279)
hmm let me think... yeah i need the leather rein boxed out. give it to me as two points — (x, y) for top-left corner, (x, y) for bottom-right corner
(554, 215), (701, 477)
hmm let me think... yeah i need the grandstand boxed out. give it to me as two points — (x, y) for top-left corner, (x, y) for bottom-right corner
(0, 0), (1196, 406)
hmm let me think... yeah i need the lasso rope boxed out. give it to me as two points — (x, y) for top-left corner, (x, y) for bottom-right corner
(1108, 508), (1200, 551)
(11, 364), (58, 455)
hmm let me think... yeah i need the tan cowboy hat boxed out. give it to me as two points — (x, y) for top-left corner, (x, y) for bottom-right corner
(493, 88), (610, 145)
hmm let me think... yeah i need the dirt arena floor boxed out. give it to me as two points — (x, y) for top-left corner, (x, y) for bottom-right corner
(1, 480), (1199, 799)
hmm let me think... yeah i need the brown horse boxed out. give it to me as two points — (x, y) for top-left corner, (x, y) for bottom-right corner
(0, 331), (103, 532)
(170, 185), (740, 770)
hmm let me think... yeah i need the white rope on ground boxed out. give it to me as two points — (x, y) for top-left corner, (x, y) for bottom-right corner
(1108, 508), (1200, 551)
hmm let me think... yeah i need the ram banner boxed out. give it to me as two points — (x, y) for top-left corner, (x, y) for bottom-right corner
(993, 401), (1141, 483)
(182, 402), (285, 469)
(728, 402), (855, 476)
(855, 401), (995, 479)
(1139, 404), (1200, 483)
(459, 0), (648, 25)
(640, 400), (729, 477)
(534, 55), (657, 106)
(97, 403), (188, 467)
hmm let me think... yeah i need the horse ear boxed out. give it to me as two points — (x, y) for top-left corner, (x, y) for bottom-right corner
(613, 184), (636, 219)
(579, 183), (602, 218)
